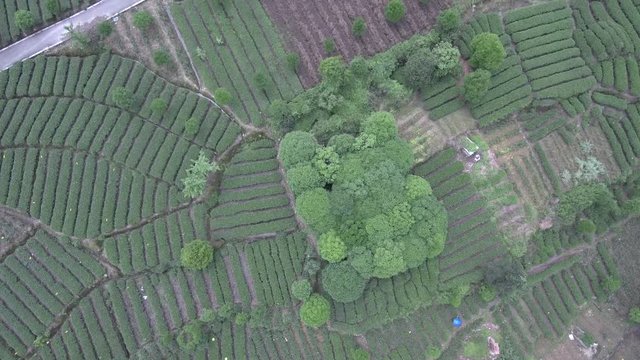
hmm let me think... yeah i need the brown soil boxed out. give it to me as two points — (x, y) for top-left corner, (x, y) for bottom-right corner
(262, 0), (453, 87)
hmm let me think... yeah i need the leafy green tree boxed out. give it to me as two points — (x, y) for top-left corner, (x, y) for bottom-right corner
(300, 294), (331, 327)
(319, 56), (348, 86)
(213, 87), (232, 106)
(180, 240), (214, 270)
(463, 69), (492, 104)
(411, 196), (448, 258)
(279, 131), (319, 168)
(153, 49), (171, 66)
(318, 230), (347, 263)
(132, 11), (154, 31)
(150, 98), (167, 114)
(361, 111), (398, 143)
(485, 259), (527, 300)
(385, 0), (406, 23)
(405, 175), (432, 200)
(291, 279), (312, 301)
(602, 275), (621, 294)
(176, 321), (203, 350)
(286, 52), (300, 72)
(448, 284), (470, 307)
(182, 151), (219, 198)
(365, 214), (393, 244)
(437, 8), (460, 34)
(372, 241), (406, 278)
(324, 38), (336, 54)
(286, 164), (323, 195)
(402, 48), (436, 90)
(313, 146), (340, 182)
(470, 32), (506, 71)
(433, 41), (461, 78)
(576, 218), (596, 233)
(349, 246), (374, 279)
(352, 17), (366, 37)
(629, 307), (640, 323)
(14, 10), (35, 33)
(296, 188), (335, 234)
(389, 202), (415, 237)
(111, 87), (133, 108)
(479, 284), (496, 302)
(46, 0), (60, 17)
(97, 20), (113, 39)
(254, 71), (269, 91)
(322, 262), (367, 302)
(328, 134), (356, 155)
(425, 345), (442, 359)
(184, 117), (200, 135)
(401, 236), (428, 268)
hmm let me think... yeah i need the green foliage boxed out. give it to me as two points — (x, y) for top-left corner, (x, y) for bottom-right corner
(253, 72), (269, 91)
(286, 164), (323, 196)
(350, 348), (370, 360)
(153, 50), (171, 66)
(322, 261), (367, 302)
(602, 275), (621, 294)
(361, 111), (398, 143)
(470, 33), (506, 71)
(132, 11), (154, 31)
(199, 308), (216, 323)
(447, 284), (470, 307)
(349, 246), (374, 279)
(629, 307), (640, 323)
(214, 87), (232, 106)
(405, 175), (432, 200)
(286, 52), (300, 72)
(150, 98), (167, 114)
(385, 0), (406, 23)
(319, 56), (348, 86)
(402, 48), (436, 90)
(401, 237), (427, 268)
(324, 38), (336, 54)
(296, 188), (335, 234)
(268, 99), (294, 134)
(432, 42), (461, 78)
(180, 240), (214, 270)
(14, 10), (35, 32)
(182, 151), (219, 198)
(576, 219), (596, 234)
(352, 17), (366, 38)
(313, 146), (341, 182)
(437, 8), (460, 34)
(46, 0), (60, 16)
(484, 259), (527, 300)
(318, 230), (347, 263)
(184, 117), (200, 135)
(463, 70), (492, 105)
(111, 87), (133, 109)
(280, 131), (319, 168)
(300, 294), (331, 327)
(291, 279), (312, 301)
(372, 240), (406, 278)
(388, 202), (415, 237)
(97, 21), (113, 39)
(557, 184), (612, 225)
(235, 312), (249, 325)
(176, 321), (203, 350)
(411, 196), (448, 258)
(425, 345), (442, 359)
(478, 284), (496, 302)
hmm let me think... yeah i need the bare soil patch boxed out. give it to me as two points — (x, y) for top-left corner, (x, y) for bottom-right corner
(262, 0), (453, 87)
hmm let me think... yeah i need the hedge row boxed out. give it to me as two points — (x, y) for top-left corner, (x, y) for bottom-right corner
(425, 161), (465, 186)
(527, 255), (579, 285)
(560, 96), (587, 117)
(518, 38), (576, 60)
(505, 8), (572, 34)
(473, 84), (532, 118)
(424, 87), (460, 110)
(511, 19), (574, 43)
(526, 58), (586, 81)
(608, 115), (636, 165)
(516, 29), (573, 53)
(535, 76), (597, 99)
(430, 98), (465, 120)
(478, 95), (533, 127)
(534, 143), (562, 194)
(592, 91), (628, 110)
(522, 48), (581, 71)
(604, 0), (640, 57)
(528, 118), (567, 142)
(530, 66), (592, 91)
(599, 114), (632, 173)
(413, 148), (457, 176)
(433, 173), (473, 198)
(627, 57), (640, 95)
(504, 0), (567, 24)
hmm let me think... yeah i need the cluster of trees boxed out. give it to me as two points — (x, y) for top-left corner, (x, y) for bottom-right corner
(280, 111), (447, 303)
(463, 33), (506, 104)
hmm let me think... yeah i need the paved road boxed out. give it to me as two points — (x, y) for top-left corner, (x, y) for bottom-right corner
(0, 0), (147, 71)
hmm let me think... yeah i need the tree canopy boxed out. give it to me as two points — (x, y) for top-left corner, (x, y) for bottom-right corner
(300, 294), (331, 327)
(180, 240), (214, 270)
(282, 111), (447, 302)
(14, 10), (35, 32)
(463, 69), (492, 104)
(470, 32), (506, 71)
(385, 0), (406, 23)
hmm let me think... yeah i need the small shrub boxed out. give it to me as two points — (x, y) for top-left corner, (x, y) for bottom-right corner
(323, 38), (336, 54)
(176, 321), (203, 350)
(629, 307), (640, 323)
(184, 117), (200, 135)
(300, 294), (330, 327)
(14, 10), (35, 32)
(253, 72), (269, 91)
(425, 345), (442, 359)
(214, 87), (232, 106)
(132, 11), (154, 31)
(111, 87), (133, 109)
(602, 275), (621, 294)
(478, 284), (496, 302)
(291, 279), (312, 301)
(576, 219), (596, 233)
(150, 98), (167, 114)
(437, 8), (460, 34)
(153, 50), (171, 66)
(464, 70), (492, 104)
(180, 240), (214, 270)
(317, 231), (347, 263)
(97, 21), (113, 39)
(385, 0), (406, 23)
(46, 0), (60, 17)
(352, 17), (366, 38)
(286, 52), (300, 72)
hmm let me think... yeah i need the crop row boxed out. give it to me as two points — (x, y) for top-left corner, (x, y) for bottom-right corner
(244, 232), (306, 306)
(0, 230), (105, 356)
(412, 147), (456, 177)
(423, 77), (461, 119)
(599, 113), (633, 173)
(534, 143), (562, 194)
(430, 98), (465, 120)
(503, 0), (567, 24)
(593, 91), (629, 110)
(560, 93), (591, 117)
(599, 0), (640, 57)
(457, 12), (506, 58)
(0, 0), (94, 48)
(171, 0), (302, 125)
(528, 117), (567, 142)
(593, 57), (640, 95)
